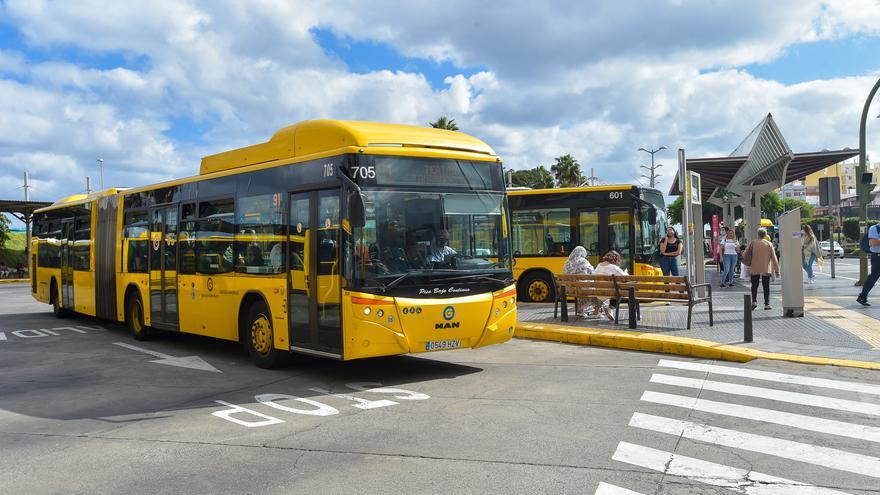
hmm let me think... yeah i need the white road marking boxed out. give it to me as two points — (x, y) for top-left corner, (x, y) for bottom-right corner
(612, 442), (853, 495)
(308, 387), (398, 410)
(629, 413), (880, 479)
(113, 342), (221, 373)
(657, 359), (880, 396)
(0, 332), (5, 341)
(211, 400), (285, 428)
(594, 482), (646, 495)
(651, 373), (880, 416)
(640, 390), (880, 443)
(54, 326), (88, 333)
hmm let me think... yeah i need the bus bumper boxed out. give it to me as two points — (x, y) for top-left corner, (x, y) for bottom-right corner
(342, 286), (517, 360)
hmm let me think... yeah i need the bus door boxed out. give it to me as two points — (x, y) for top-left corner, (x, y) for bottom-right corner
(288, 189), (343, 357)
(603, 207), (633, 272)
(60, 218), (75, 310)
(149, 205), (179, 329)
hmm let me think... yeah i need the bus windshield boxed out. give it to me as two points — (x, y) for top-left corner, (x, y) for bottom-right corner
(353, 189), (512, 290)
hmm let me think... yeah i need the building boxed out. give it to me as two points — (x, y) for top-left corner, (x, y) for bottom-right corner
(800, 158), (879, 199)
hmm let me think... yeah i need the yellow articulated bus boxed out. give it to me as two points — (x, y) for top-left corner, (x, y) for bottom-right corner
(31, 120), (517, 368)
(508, 185), (667, 302)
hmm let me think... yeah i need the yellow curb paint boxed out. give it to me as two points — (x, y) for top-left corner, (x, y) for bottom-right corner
(515, 322), (880, 371)
(0, 279), (28, 285)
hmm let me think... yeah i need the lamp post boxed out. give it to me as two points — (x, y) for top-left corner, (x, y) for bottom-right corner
(638, 146), (667, 188)
(97, 158), (104, 191)
(857, 77), (880, 285)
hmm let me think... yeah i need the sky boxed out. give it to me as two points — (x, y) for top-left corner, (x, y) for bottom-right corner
(1, 0), (880, 227)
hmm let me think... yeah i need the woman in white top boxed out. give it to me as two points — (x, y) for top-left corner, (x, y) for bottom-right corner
(719, 230), (740, 288)
(801, 225), (822, 284)
(589, 251), (628, 319)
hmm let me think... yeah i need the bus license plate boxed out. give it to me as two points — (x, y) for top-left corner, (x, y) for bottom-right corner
(426, 339), (461, 351)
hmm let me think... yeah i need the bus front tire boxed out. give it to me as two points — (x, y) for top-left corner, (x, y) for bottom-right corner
(126, 292), (152, 341)
(520, 272), (555, 303)
(245, 301), (284, 369)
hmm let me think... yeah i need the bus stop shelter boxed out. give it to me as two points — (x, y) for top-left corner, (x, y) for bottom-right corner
(670, 113), (859, 242)
(0, 199), (53, 273)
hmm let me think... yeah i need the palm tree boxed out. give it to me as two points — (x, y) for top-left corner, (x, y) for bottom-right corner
(550, 154), (584, 187)
(428, 116), (459, 131)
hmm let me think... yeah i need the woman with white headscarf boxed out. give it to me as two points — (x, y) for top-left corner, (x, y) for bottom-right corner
(563, 246), (596, 318)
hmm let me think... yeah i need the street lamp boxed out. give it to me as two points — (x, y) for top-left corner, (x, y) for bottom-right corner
(96, 158), (104, 191)
(638, 146), (667, 188)
(856, 77), (880, 285)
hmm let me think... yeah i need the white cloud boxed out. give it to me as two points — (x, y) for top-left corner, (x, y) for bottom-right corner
(0, 0), (877, 210)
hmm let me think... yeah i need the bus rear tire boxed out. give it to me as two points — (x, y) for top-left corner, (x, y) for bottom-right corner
(126, 292), (152, 341)
(245, 301), (284, 369)
(520, 272), (555, 303)
(51, 280), (70, 318)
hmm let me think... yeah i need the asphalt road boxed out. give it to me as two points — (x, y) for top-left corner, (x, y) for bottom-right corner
(2, 282), (880, 494)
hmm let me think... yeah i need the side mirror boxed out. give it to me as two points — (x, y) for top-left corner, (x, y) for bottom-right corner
(648, 208), (657, 225)
(348, 191), (366, 228)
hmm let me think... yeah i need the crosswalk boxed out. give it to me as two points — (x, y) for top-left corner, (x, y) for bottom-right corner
(596, 359), (880, 494)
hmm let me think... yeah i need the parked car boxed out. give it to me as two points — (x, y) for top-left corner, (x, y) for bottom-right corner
(819, 240), (844, 258)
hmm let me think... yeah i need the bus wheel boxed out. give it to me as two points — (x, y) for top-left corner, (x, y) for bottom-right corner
(521, 272), (555, 303)
(51, 280), (69, 318)
(126, 292), (152, 341)
(245, 301), (283, 369)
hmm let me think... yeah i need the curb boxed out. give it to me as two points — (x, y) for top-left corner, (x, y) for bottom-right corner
(515, 322), (880, 371)
(0, 279), (28, 285)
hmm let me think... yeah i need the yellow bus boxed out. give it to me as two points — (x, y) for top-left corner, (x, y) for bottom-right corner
(31, 120), (517, 368)
(508, 185), (666, 302)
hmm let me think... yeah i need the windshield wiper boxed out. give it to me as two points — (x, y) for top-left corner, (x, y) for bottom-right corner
(441, 273), (513, 284)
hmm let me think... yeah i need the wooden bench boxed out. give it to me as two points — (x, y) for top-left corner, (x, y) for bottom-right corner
(553, 274), (713, 330)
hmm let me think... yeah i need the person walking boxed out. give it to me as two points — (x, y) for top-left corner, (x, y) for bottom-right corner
(857, 223), (880, 306)
(563, 246), (596, 318)
(743, 228), (779, 310)
(658, 227), (682, 276)
(801, 225), (822, 284)
(719, 230), (740, 288)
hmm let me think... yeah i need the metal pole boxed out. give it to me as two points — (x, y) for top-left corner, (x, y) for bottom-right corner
(830, 209), (836, 279)
(679, 148), (693, 281)
(743, 294), (753, 342)
(23, 171), (31, 277)
(86, 176), (92, 195)
(97, 158), (104, 191)
(857, 77), (880, 285)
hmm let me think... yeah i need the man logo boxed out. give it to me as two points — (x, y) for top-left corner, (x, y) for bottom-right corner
(435, 321), (460, 330)
(443, 306), (455, 321)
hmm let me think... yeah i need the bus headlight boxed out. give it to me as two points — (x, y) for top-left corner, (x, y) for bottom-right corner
(377, 309), (384, 318)
(363, 307), (371, 316)
(502, 301), (508, 308)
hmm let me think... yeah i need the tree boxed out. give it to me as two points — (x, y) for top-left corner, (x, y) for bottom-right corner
(0, 214), (9, 250)
(760, 192), (783, 219)
(550, 154), (584, 187)
(782, 198), (814, 218)
(428, 116), (459, 131)
(666, 196), (722, 226)
(510, 166), (554, 189)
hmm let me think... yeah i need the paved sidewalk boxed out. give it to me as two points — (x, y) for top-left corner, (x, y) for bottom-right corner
(518, 262), (880, 365)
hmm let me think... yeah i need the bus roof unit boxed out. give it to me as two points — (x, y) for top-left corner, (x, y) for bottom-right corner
(200, 119), (497, 175)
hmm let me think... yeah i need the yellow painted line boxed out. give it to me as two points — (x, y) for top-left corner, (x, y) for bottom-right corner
(804, 297), (880, 349)
(0, 279), (28, 285)
(514, 322), (880, 371)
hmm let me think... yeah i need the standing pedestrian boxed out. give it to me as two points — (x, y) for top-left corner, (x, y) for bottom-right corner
(801, 225), (822, 284)
(743, 228), (779, 310)
(857, 223), (880, 306)
(719, 230), (740, 288)
(658, 227), (682, 276)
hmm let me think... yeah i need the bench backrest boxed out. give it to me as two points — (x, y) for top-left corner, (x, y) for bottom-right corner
(554, 274), (691, 301)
